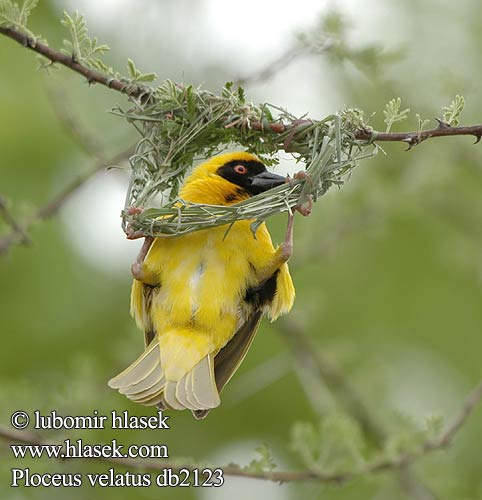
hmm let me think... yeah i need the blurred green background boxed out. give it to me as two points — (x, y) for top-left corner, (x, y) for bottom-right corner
(1, 0), (481, 499)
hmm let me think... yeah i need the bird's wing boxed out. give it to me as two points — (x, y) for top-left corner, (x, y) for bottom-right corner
(214, 309), (263, 392)
(192, 311), (262, 420)
(131, 279), (158, 347)
(108, 339), (221, 413)
(191, 271), (279, 419)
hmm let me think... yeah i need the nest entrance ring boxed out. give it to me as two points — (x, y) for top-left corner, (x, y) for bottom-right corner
(117, 81), (374, 238)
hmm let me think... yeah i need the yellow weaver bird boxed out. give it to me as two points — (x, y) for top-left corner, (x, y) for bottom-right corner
(109, 152), (297, 419)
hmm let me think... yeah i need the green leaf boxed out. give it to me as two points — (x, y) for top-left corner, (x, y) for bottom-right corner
(61, 11), (87, 61)
(416, 113), (430, 133)
(237, 85), (246, 103)
(291, 416), (366, 473)
(383, 98), (410, 132)
(60, 10), (118, 77)
(442, 94), (465, 126)
(425, 414), (444, 439)
(126, 58), (157, 83)
(244, 444), (277, 473)
(18, 0), (36, 26)
(126, 58), (137, 79)
(0, 0), (38, 37)
(290, 421), (321, 468)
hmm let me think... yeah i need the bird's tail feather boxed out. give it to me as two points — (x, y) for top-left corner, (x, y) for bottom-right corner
(108, 342), (220, 413)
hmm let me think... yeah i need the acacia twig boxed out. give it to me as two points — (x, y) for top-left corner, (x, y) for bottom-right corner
(44, 82), (104, 158)
(0, 146), (134, 256)
(355, 124), (482, 147)
(427, 378), (482, 450)
(250, 120), (482, 148)
(276, 319), (440, 499)
(0, 195), (31, 245)
(0, 25), (146, 98)
(235, 44), (316, 86)
(277, 318), (386, 446)
(2, 26), (482, 149)
(0, 379), (480, 484)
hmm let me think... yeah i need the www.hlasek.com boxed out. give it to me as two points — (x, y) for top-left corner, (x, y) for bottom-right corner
(8, 409), (224, 488)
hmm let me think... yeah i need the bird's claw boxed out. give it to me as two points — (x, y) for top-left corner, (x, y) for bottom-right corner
(285, 170), (313, 187)
(125, 205), (146, 216)
(295, 195), (313, 217)
(125, 227), (146, 240)
(284, 171), (313, 217)
(293, 170), (313, 186)
(124, 206), (148, 239)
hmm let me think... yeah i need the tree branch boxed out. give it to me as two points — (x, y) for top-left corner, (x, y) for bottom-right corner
(0, 146), (134, 256)
(2, 25), (482, 150)
(0, 25), (145, 98)
(250, 120), (482, 148)
(0, 379), (480, 484)
(427, 378), (482, 450)
(234, 44), (317, 86)
(355, 123), (482, 147)
(277, 318), (386, 446)
(43, 82), (105, 158)
(276, 319), (440, 499)
(0, 195), (30, 246)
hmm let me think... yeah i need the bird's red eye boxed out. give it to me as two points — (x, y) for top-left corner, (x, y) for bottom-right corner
(234, 164), (248, 175)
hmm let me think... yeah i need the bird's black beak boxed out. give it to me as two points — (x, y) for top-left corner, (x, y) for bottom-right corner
(249, 171), (286, 195)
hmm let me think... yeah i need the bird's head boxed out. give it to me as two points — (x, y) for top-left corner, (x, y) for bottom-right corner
(179, 151), (286, 205)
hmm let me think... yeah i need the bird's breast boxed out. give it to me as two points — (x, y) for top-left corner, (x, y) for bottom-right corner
(148, 225), (257, 331)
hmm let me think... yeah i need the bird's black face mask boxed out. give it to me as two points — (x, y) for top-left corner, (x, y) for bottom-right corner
(217, 159), (286, 196)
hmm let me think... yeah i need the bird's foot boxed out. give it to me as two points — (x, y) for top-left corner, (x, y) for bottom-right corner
(280, 211), (294, 262)
(125, 206), (146, 216)
(285, 171), (313, 217)
(295, 194), (313, 217)
(124, 206), (147, 240)
(131, 236), (154, 281)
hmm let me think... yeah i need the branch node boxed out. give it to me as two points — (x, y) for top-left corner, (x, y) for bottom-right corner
(435, 118), (451, 129)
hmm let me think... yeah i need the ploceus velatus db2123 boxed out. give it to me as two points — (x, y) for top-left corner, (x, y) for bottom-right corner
(109, 151), (309, 419)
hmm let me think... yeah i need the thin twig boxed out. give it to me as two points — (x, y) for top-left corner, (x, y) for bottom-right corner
(354, 124), (482, 147)
(0, 379), (480, 484)
(2, 26), (481, 148)
(0, 25), (146, 98)
(276, 319), (439, 499)
(235, 44), (314, 86)
(427, 378), (482, 450)
(0, 195), (31, 245)
(43, 81), (104, 158)
(250, 120), (482, 148)
(0, 146), (134, 256)
(277, 318), (386, 446)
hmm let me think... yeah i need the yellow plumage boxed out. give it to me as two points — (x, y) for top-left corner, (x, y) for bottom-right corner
(109, 152), (295, 418)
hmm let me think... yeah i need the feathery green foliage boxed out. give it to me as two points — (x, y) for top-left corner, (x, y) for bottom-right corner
(383, 97), (410, 133)
(126, 58), (157, 84)
(416, 113), (430, 134)
(442, 95), (465, 126)
(289, 412), (449, 477)
(1, 2), (481, 497)
(291, 416), (365, 473)
(1, 0), (469, 241)
(296, 10), (400, 72)
(244, 444), (277, 473)
(119, 81), (377, 237)
(0, 0), (37, 37)
(61, 11), (112, 72)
